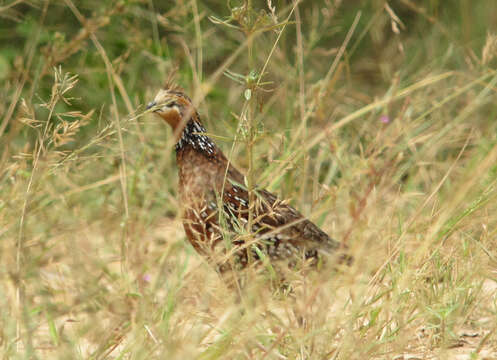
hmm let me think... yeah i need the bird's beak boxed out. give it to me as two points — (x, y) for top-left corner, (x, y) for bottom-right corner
(146, 101), (157, 110)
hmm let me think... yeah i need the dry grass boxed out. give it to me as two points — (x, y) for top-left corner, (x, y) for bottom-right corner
(1, 1), (497, 359)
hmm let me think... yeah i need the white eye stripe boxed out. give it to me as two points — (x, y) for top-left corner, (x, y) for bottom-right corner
(161, 104), (181, 113)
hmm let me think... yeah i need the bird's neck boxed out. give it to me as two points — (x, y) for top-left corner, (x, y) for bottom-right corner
(175, 119), (216, 156)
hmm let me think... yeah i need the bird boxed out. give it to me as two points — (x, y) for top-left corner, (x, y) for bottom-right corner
(147, 86), (348, 286)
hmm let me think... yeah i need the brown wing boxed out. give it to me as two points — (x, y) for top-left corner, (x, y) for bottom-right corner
(180, 147), (343, 270)
(217, 163), (341, 265)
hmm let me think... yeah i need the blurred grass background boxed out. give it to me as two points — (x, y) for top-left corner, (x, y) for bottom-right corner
(1, 0), (497, 358)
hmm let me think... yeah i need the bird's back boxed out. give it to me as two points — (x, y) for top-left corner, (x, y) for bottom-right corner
(176, 142), (341, 273)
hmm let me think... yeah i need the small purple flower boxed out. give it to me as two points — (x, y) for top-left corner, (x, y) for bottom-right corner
(143, 274), (151, 283)
(380, 115), (390, 124)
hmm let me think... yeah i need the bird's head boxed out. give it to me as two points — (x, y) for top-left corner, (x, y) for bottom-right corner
(147, 87), (215, 154)
(147, 88), (196, 131)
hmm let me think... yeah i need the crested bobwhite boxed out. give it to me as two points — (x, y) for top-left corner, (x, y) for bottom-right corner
(147, 86), (347, 283)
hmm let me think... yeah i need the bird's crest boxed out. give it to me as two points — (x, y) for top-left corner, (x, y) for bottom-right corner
(163, 70), (183, 93)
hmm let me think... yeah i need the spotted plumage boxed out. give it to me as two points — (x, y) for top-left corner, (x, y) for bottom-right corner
(147, 87), (348, 283)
